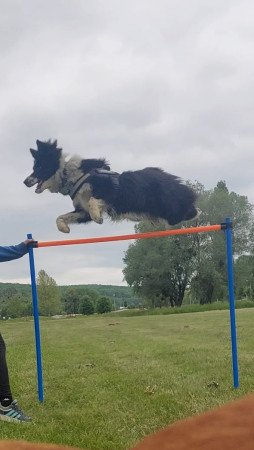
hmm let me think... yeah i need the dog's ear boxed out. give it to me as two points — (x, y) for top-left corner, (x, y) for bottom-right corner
(36, 139), (45, 150)
(30, 148), (37, 159)
(36, 139), (59, 151)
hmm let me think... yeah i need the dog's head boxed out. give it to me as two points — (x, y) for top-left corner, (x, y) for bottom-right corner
(24, 139), (62, 193)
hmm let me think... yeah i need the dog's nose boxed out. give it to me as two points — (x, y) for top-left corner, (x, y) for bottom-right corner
(24, 177), (33, 187)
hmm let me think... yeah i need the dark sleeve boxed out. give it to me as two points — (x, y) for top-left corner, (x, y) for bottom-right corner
(0, 243), (28, 262)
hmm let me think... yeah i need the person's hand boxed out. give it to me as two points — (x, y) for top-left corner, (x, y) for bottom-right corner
(23, 239), (36, 246)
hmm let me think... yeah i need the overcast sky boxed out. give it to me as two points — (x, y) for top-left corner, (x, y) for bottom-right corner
(0, 0), (253, 286)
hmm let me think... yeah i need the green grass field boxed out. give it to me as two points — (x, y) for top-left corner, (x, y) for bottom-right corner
(0, 308), (254, 449)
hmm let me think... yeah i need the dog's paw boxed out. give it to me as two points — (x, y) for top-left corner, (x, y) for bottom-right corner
(92, 216), (104, 225)
(56, 218), (70, 233)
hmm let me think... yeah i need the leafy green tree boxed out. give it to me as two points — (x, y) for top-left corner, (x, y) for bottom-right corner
(96, 297), (112, 314)
(1, 295), (32, 318)
(197, 181), (253, 259)
(62, 287), (82, 314)
(79, 295), (95, 315)
(234, 255), (254, 300)
(190, 262), (224, 304)
(123, 222), (196, 307)
(37, 270), (61, 316)
(61, 287), (99, 314)
(192, 181), (254, 302)
(123, 180), (254, 306)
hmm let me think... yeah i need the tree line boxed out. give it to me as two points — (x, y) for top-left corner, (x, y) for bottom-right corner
(0, 272), (113, 318)
(0, 282), (137, 318)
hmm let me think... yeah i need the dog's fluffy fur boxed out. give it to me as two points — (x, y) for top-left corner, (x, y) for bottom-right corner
(24, 140), (199, 233)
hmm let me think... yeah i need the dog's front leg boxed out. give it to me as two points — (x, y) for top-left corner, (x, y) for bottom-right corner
(88, 197), (106, 224)
(56, 210), (92, 233)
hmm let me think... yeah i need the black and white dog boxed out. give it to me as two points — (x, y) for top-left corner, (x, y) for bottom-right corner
(24, 140), (199, 233)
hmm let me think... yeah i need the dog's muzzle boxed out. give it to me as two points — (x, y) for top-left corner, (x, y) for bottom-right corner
(23, 175), (38, 187)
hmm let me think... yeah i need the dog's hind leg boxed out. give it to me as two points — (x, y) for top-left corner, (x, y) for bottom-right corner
(56, 210), (92, 233)
(88, 197), (106, 224)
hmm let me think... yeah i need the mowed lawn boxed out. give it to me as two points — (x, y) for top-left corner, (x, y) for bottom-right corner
(0, 308), (254, 449)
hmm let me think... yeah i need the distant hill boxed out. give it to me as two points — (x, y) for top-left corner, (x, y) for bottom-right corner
(59, 284), (139, 308)
(0, 282), (139, 309)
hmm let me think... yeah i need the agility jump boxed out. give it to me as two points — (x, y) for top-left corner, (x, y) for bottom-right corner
(27, 217), (238, 402)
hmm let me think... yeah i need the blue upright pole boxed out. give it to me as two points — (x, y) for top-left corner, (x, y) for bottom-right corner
(224, 218), (239, 388)
(27, 233), (44, 402)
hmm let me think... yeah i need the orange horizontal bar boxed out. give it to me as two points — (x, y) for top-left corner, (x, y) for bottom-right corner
(36, 224), (222, 248)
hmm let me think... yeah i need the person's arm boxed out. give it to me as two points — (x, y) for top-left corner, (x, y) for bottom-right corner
(0, 240), (34, 262)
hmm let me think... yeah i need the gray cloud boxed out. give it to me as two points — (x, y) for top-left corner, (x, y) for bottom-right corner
(0, 0), (253, 285)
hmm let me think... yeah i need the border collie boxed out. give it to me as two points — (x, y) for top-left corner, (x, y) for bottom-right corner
(24, 140), (199, 233)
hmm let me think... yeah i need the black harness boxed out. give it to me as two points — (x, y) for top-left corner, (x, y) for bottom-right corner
(69, 169), (120, 201)
(69, 173), (90, 200)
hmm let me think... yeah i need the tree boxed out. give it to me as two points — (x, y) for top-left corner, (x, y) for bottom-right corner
(37, 270), (61, 316)
(62, 287), (82, 314)
(197, 181), (253, 258)
(79, 295), (95, 315)
(190, 262), (224, 304)
(96, 297), (112, 314)
(123, 222), (197, 307)
(189, 180), (254, 303)
(1, 294), (32, 318)
(234, 255), (254, 300)
(123, 180), (254, 306)
(61, 287), (99, 314)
